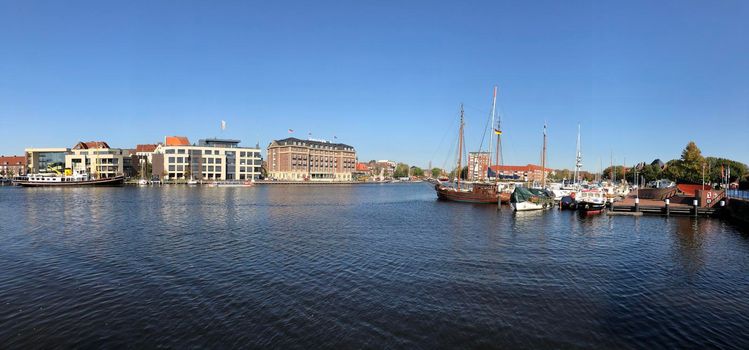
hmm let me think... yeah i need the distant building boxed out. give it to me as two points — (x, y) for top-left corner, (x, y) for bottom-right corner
(267, 137), (356, 181)
(0, 155), (26, 177)
(25, 147), (70, 174)
(467, 152), (491, 181)
(65, 141), (128, 178)
(135, 144), (159, 164)
(489, 164), (551, 183)
(153, 136), (262, 180)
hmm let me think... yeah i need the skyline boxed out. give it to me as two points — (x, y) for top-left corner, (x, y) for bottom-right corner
(1, 0), (747, 171)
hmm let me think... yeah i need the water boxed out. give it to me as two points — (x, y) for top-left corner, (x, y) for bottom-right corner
(1, 184), (748, 348)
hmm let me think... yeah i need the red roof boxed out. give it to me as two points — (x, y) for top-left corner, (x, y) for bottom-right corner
(73, 141), (110, 149)
(356, 162), (369, 171)
(0, 156), (25, 166)
(165, 136), (190, 146)
(136, 144), (158, 152)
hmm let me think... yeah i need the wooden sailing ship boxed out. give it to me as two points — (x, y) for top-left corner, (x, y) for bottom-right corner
(434, 94), (510, 204)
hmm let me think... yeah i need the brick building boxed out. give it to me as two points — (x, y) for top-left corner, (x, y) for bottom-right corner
(0, 155), (26, 177)
(467, 152), (491, 181)
(489, 164), (551, 183)
(267, 138), (356, 181)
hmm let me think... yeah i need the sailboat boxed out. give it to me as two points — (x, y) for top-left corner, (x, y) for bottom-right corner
(434, 101), (507, 204)
(510, 124), (553, 211)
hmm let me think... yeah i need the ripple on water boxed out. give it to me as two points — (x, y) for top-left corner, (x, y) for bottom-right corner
(0, 184), (748, 348)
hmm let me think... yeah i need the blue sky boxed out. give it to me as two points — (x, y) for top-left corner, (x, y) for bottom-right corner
(1, 0), (747, 170)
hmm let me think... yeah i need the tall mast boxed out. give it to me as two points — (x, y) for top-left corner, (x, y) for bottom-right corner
(488, 86), (497, 181)
(456, 104), (464, 189)
(574, 123), (581, 185)
(542, 122), (547, 188)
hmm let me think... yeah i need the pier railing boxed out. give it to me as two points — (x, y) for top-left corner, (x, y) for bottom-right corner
(727, 190), (749, 201)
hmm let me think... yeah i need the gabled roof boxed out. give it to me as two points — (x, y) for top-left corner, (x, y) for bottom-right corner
(165, 136), (190, 146)
(0, 156), (25, 165)
(73, 141), (110, 150)
(136, 144), (158, 152)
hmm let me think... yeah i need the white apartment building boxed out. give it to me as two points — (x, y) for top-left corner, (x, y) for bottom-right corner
(153, 137), (262, 181)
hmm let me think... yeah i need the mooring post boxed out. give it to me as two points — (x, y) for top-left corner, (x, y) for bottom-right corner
(634, 197), (640, 213)
(665, 198), (670, 216)
(693, 199), (699, 217)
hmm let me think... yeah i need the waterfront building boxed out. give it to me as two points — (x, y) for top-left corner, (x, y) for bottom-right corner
(467, 152), (491, 181)
(65, 141), (127, 178)
(267, 138), (356, 181)
(489, 164), (550, 183)
(0, 155), (26, 177)
(135, 144), (159, 164)
(24, 148), (71, 174)
(153, 136), (262, 180)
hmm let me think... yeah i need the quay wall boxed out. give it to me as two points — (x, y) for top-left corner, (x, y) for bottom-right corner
(726, 198), (749, 229)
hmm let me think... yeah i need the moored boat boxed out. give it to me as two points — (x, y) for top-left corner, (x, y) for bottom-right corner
(15, 170), (124, 187)
(576, 189), (606, 214)
(510, 187), (554, 211)
(435, 182), (511, 204)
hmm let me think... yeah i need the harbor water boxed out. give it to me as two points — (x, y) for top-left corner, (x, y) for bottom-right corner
(1, 184), (748, 348)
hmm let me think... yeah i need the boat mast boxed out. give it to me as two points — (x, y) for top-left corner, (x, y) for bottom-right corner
(574, 123), (581, 185)
(456, 104), (465, 189)
(488, 86), (497, 182)
(542, 123), (547, 188)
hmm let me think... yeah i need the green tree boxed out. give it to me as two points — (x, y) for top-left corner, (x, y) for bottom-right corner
(663, 141), (706, 183)
(410, 166), (424, 177)
(603, 166), (625, 181)
(431, 167), (442, 177)
(393, 163), (410, 178)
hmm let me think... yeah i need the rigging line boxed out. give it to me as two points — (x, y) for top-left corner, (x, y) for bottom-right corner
(430, 113), (460, 167)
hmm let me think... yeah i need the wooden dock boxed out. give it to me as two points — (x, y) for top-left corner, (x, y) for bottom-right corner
(611, 194), (725, 217)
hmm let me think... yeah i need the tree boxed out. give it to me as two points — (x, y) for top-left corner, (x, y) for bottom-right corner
(705, 157), (748, 184)
(411, 166), (424, 177)
(603, 166), (625, 181)
(393, 163), (410, 178)
(662, 141), (706, 183)
(431, 168), (442, 178)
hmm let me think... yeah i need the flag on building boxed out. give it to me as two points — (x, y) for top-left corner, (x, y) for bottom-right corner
(494, 128), (502, 135)
(221, 120), (226, 131)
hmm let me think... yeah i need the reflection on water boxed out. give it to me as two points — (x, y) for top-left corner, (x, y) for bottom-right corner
(1, 184), (749, 348)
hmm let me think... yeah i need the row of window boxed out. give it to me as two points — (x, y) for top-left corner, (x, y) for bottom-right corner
(164, 148), (261, 156)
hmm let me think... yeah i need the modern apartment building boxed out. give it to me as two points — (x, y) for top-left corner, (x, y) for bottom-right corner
(25, 148), (70, 174)
(153, 136), (262, 180)
(267, 137), (356, 181)
(65, 141), (128, 178)
(467, 152), (491, 181)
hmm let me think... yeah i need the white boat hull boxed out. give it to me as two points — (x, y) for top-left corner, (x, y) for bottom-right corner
(511, 201), (550, 211)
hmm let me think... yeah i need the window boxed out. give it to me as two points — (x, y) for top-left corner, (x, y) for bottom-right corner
(177, 165), (183, 171)
(215, 158), (222, 164)
(240, 152), (246, 157)
(177, 157), (183, 163)
(204, 150), (211, 154)
(177, 149), (185, 154)
(215, 166), (221, 172)
(168, 157), (175, 163)
(208, 166), (214, 171)
(169, 165), (175, 171)
(207, 158), (214, 164)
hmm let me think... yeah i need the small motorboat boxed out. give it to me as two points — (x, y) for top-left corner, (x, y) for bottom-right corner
(559, 195), (577, 210)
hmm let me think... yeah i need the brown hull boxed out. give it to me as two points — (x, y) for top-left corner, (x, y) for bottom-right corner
(16, 176), (125, 187)
(435, 184), (510, 204)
